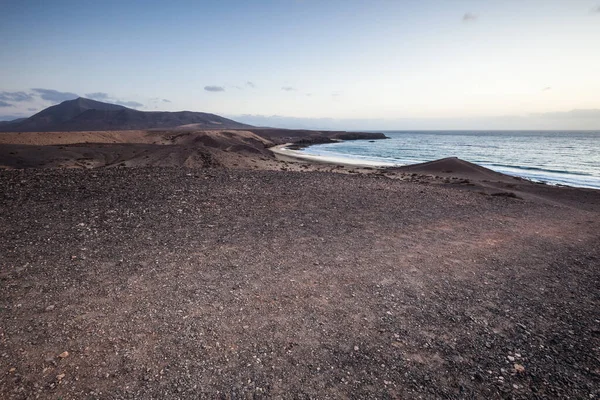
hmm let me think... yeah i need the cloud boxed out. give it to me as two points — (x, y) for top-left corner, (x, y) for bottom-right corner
(83, 92), (144, 108)
(232, 109), (600, 130)
(0, 91), (34, 102)
(542, 87), (552, 91)
(246, 81), (256, 88)
(149, 98), (171, 103)
(231, 114), (328, 130)
(85, 92), (110, 101)
(32, 88), (78, 103)
(592, 5), (600, 13)
(27, 108), (37, 112)
(0, 100), (14, 108)
(282, 86), (296, 92)
(204, 85), (225, 92)
(532, 109), (600, 119)
(115, 100), (144, 108)
(462, 13), (478, 22)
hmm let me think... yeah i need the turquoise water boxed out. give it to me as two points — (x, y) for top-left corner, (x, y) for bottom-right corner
(300, 131), (600, 189)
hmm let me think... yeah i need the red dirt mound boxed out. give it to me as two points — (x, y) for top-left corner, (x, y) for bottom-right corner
(392, 157), (517, 183)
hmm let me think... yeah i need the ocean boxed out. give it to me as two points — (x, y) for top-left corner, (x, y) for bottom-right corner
(299, 131), (600, 190)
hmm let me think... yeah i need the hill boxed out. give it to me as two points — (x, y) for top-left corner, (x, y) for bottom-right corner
(0, 98), (253, 132)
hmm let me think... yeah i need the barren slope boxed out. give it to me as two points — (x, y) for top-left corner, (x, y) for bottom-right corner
(1, 168), (598, 399)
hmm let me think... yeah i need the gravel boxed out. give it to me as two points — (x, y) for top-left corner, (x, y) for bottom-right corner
(1, 167), (599, 399)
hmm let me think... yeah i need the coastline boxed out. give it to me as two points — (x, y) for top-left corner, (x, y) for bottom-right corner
(270, 138), (600, 191)
(270, 143), (395, 168)
(268, 142), (600, 211)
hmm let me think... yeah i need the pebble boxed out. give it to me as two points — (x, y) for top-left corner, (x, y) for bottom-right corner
(45, 305), (55, 312)
(514, 363), (525, 373)
(59, 351), (69, 358)
(507, 355), (515, 362)
(353, 346), (359, 351)
(57, 373), (65, 381)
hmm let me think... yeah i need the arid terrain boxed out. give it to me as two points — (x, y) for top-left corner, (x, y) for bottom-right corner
(1, 129), (599, 399)
(0, 129), (386, 171)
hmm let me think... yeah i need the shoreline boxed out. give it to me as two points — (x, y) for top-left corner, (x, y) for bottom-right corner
(1, 128), (599, 192)
(269, 143), (395, 168)
(270, 142), (600, 191)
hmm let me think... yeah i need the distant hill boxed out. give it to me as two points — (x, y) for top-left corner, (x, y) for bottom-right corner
(0, 98), (253, 132)
(0, 118), (27, 126)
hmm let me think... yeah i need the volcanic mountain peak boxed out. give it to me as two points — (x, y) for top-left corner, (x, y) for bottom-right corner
(71, 97), (127, 111)
(33, 97), (127, 122)
(0, 97), (252, 132)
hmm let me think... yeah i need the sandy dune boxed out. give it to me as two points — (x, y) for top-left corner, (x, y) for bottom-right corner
(0, 129), (270, 146)
(0, 130), (275, 169)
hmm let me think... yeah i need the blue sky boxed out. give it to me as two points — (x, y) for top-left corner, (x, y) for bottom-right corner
(1, 0), (599, 129)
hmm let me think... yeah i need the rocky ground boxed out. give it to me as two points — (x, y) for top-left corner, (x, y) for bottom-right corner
(1, 167), (599, 399)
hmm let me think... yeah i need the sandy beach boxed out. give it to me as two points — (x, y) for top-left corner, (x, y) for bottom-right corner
(1, 130), (599, 399)
(270, 143), (395, 168)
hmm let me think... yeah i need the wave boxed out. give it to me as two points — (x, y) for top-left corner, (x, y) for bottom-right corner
(299, 131), (600, 189)
(484, 163), (592, 177)
(300, 149), (600, 190)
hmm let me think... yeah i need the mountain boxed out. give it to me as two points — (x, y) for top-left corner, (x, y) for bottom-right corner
(0, 118), (27, 126)
(0, 98), (253, 132)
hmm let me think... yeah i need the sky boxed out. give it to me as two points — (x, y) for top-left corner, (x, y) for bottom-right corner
(1, 0), (599, 129)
